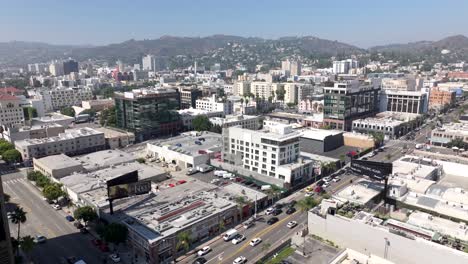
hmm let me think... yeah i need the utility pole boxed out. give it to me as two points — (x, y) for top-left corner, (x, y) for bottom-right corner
(254, 194), (257, 219)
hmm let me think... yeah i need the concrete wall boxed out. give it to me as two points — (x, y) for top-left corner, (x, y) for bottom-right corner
(308, 212), (468, 264)
(343, 132), (374, 149)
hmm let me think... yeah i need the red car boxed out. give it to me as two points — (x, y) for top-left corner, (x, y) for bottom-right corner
(91, 239), (102, 246)
(99, 243), (109, 252)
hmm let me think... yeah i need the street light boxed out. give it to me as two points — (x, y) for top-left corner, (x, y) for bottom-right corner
(384, 237), (390, 259)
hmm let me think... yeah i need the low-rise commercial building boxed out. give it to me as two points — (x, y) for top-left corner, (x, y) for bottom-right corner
(195, 94), (233, 115)
(94, 126), (135, 149)
(352, 112), (422, 139)
(81, 99), (114, 111)
(31, 113), (75, 127)
(15, 127), (106, 162)
(431, 123), (468, 146)
(429, 87), (456, 109)
(2, 123), (65, 143)
(299, 128), (343, 153)
(146, 131), (222, 169)
(33, 154), (85, 179)
(209, 114), (262, 130)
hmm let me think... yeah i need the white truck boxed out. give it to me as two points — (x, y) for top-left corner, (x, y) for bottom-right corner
(196, 164), (213, 173)
(223, 229), (238, 241)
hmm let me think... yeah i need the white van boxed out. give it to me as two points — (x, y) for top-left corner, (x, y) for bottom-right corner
(223, 229), (238, 241)
(223, 173), (235, 179)
(214, 170), (227, 177)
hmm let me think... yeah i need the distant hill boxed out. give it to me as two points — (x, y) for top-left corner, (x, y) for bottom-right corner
(1, 34), (467, 68)
(0, 35), (363, 68)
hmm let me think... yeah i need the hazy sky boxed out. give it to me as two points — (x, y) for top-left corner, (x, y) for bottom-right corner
(1, 0), (467, 48)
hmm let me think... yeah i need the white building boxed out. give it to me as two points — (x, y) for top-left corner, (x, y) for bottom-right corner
(142, 54), (156, 71)
(380, 90), (428, 114)
(195, 94), (233, 115)
(35, 87), (93, 111)
(281, 59), (302, 76)
(209, 114), (262, 130)
(333, 59), (359, 74)
(49, 61), (64, 76)
(222, 124), (314, 187)
(2, 123), (65, 143)
(233, 81), (251, 96)
(15, 127), (106, 162)
(0, 94), (24, 127)
(283, 83), (299, 104)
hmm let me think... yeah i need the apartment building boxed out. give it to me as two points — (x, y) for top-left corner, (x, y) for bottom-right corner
(115, 88), (181, 141)
(0, 94), (24, 127)
(2, 123), (65, 143)
(179, 87), (202, 109)
(333, 59), (359, 74)
(281, 59), (301, 76)
(178, 108), (224, 131)
(431, 123), (468, 146)
(15, 127), (106, 162)
(250, 81), (281, 100)
(323, 80), (380, 131)
(283, 83), (299, 104)
(195, 94), (233, 115)
(429, 87), (456, 109)
(233, 81), (251, 96)
(223, 124), (314, 187)
(36, 87), (93, 111)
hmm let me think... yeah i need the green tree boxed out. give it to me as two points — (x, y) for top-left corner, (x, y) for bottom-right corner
(42, 183), (65, 201)
(136, 157), (146, 164)
(0, 139), (14, 155)
(35, 174), (51, 188)
(447, 138), (466, 149)
(2, 149), (22, 164)
(235, 196), (247, 222)
(176, 231), (192, 252)
(209, 124), (223, 134)
(74, 206), (98, 225)
(11, 207), (27, 255)
(276, 86), (285, 101)
(60, 107), (75, 117)
(19, 235), (35, 261)
(369, 131), (385, 147)
(192, 115), (213, 131)
(100, 106), (116, 127)
(339, 154), (346, 165)
(27, 171), (43, 181)
(286, 102), (297, 108)
(103, 223), (128, 248)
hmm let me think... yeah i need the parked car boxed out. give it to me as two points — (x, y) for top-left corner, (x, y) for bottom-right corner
(232, 234), (246, 245)
(286, 207), (296, 215)
(7, 212), (13, 219)
(286, 221), (298, 229)
(197, 246), (211, 256)
(52, 204), (62, 210)
(74, 222), (84, 229)
(265, 207), (275, 215)
(186, 168), (198, 175)
(65, 215), (75, 222)
(272, 209), (282, 216)
(233, 256), (247, 264)
(288, 200), (297, 207)
(243, 220), (254, 229)
(322, 182), (330, 188)
(34, 235), (47, 243)
(109, 253), (120, 263)
(249, 237), (262, 247)
(193, 258), (207, 264)
(305, 192), (314, 197)
(332, 177), (341, 183)
(267, 217), (279, 225)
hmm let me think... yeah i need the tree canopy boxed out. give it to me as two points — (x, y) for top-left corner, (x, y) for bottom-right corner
(192, 115), (213, 131)
(74, 206), (98, 223)
(42, 183), (65, 201)
(2, 149), (22, 163)
(103, 223), (128, 246)
(60, 107), (75, 117)
(0, 139), (14, 155)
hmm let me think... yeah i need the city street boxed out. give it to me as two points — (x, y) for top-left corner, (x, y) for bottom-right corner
(2, 172), (104, 264)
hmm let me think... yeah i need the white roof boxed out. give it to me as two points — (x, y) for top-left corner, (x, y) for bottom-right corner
(300, 128), (342, 141)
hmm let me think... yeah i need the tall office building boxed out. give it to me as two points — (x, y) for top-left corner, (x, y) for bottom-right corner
(142, 55), (155, 71)
(323, 80), (380, 131)
(115, 88), (181, 141)
(63, 59), (79, 75)
(0, 177), (14, 264)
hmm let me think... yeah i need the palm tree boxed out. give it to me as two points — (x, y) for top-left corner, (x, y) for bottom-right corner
(296, 197), (318, 255)
(11, 207), (27, 255)
(327, 162), (337, 174)
(20, 235), (35, 262)
(176, 231), (192, 253)
(235, 196), (247, 222)
(370, 132), (385, 148)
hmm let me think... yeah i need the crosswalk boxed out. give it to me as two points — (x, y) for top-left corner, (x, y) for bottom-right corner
(2, 178), (25, 185)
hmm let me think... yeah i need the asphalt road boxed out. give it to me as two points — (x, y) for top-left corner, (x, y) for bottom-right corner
(2, 172), (104, 264)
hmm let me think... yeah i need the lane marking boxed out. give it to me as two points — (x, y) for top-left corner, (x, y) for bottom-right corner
(207, 252), (224, 263)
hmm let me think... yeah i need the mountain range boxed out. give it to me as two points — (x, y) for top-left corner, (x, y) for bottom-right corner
(1, 34), (467, 68)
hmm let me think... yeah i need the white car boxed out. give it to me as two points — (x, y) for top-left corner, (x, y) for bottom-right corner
(197, 246), (211, 256)
(265, 207), (275, 215)
(249, 237), (262, 247)
(332, 177), (341, 183)
(232, 234), (246, 245)
(34, 235), (47, 243)
(323, 176), (332, 182)
(287, 221), (298, 228)
(305, 192), (314, 197)
(233, 256), (247, 264)
(109, 254), (120, 263)
(52, 204), (61, 210)
(322, 182), (330, 188)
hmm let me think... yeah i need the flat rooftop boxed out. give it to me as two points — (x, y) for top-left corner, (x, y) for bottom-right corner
(403, 192), (468, 222)
(75, 149), (137, 171)
(388, 175), (435, 194)
(33, 154), (83, 170)
(210, 114), (259, 123)
(94, 126), (134, 137)
(147, 131), (222, 157)
(32, 113), (74, 122)
(334, 180), (384, 205)
(177, 108), (218, 116)
(15, 127), (103, 147)
(407, 211), (468, 242)
(393, 156), (439, 179)
(300, 128), (342, 141)
(108, 179), (236, 243)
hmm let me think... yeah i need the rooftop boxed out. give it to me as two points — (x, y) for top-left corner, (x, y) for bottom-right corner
(33, 154), (83, 171)
(15, 127), (103, 147)
(333, 180), (384, 205)
(75, 149), (137, 172)
(300, 127), (342, 141)
(388, 175), (435, 194)
(408, 211), (468, 242)
(392, 156), (440, 180)
(209, 114), (259, 123)
(32, 113), (75, 122)
(116, 87), (178, 99)
(147, 131), (222, 157)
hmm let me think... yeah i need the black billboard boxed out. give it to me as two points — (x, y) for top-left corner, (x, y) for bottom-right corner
(350, 159), (392, 181)
(107, 170), (151, 200)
